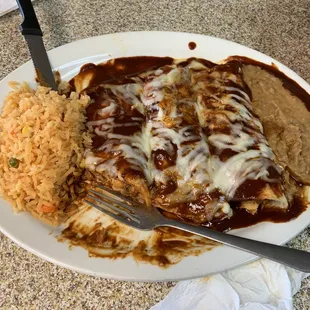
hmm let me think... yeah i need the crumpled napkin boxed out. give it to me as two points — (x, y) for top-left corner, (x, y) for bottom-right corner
(151, 259), (309, 310)
(0, 0), (18, 17)
(0, 0), (34, 17)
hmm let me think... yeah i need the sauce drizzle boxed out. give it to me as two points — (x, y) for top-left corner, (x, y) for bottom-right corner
(188, 41), (197, 50)
(70, 55), (310, 231)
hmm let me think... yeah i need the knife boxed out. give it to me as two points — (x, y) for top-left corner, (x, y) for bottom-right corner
(16, 0), (57, 90)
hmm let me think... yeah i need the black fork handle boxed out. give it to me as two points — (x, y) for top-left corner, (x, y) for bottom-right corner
(16, 0), (42, 36)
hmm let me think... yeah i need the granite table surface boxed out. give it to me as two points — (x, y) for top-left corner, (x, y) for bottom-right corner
(0, 0), (309, 309)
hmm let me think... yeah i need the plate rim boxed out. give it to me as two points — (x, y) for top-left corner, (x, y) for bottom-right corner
(0, 31), (309, 281)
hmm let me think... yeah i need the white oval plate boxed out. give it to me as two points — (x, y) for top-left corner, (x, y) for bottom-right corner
(0, 32), (309, 281)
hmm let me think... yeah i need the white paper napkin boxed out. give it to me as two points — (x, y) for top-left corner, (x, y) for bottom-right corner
(151, 259), (309, 310)
(0, 0), (34, 17)
(0, 0), (17, 17)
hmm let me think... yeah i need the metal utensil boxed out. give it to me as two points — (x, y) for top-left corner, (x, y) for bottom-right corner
(85, 185), (310, 272)
(16, 0), (57, 90)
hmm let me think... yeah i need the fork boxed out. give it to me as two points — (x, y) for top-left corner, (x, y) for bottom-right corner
(85, 185), (310, 272)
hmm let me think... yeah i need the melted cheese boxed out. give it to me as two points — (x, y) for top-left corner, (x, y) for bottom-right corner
(143, 66), (213, 189)
(84, 59), (287, 221)
(106, 82), (145, 114)
(85, 81), (152, 184)
(193, 69), (283, 200)
(208, 132), (255, 152)
(210, 151), (267, 198)
(150, 124), (211, 185)
(98, 102), (118, 116)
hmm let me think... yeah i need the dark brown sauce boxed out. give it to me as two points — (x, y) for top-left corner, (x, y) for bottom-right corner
(72, 56), (310, 111)
(72, 56), (174, 89)
(153, 149), (177, 170)
(61, 214), (217, 268)
(234, 179), (270, 200)
(209, 198), (306, 232)
(188, 42), (197, 50)
(178, 57), (216, 69)
(159, 191), (225, 224)
(154, 180), (178, 195)
(161, 197), (306, 233)
(73, 55), (310, 231)
(219, 148), (238, 162)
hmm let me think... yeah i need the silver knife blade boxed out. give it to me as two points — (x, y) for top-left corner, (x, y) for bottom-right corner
(24, 34), (58, 90)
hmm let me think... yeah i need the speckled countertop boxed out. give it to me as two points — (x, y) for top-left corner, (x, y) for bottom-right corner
(0, 0), (309, 309)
